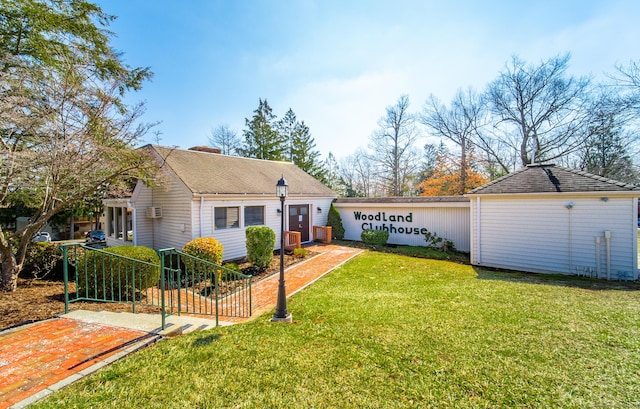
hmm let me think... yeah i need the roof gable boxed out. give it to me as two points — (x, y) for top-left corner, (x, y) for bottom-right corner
(146, 145), (336, 197)
(468, 164), (640, 195)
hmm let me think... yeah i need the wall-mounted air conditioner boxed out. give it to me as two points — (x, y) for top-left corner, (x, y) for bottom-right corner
(146, 206), (162, 218)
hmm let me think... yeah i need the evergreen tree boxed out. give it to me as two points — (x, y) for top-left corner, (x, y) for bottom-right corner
(323, 152), (344, 195)
(326, 203), (345, 240)
(580, 112), (639, 184)
(240, 99), (287, 160)
(291, 121), (326, 180)
(277, 108), (326, 180)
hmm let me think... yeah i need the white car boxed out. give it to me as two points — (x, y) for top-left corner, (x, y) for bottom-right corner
(32, 232), (52, 243)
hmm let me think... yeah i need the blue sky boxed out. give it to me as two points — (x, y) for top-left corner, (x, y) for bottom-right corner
(97, 0), (640, 160)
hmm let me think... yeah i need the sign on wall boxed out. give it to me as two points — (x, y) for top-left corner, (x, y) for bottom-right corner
(334, 202), (471, 252)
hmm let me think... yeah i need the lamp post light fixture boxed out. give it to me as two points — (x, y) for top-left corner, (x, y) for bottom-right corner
(272, 176), (292, 323)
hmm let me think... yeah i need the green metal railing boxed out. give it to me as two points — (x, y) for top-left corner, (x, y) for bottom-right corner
(61, 243), (253, 329)
(158, 248), (253, 328)
(62, 243), (162, 314)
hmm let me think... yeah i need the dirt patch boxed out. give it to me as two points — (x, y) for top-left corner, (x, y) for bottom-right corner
(0, 250), (314, 331)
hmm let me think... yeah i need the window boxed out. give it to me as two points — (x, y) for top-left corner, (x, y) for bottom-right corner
(214, 207), (239, 230)
(244, 206), (265, 226)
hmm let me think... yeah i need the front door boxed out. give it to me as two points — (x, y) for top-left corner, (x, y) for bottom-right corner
(288, 204), (310, 242)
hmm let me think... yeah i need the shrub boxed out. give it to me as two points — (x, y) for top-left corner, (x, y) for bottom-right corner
(327, 203), (345, 239)
(361, 229), (389, 246)
(245, 226), (276, 270)
(22, 242), (63, 280)
(424, 229), (456, 252)
(77, 246), (160, 300)
(182, 237), (224, 266)
(293, 247), (308, 258)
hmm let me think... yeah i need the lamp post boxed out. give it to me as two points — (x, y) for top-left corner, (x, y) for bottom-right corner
(272, 176), (292, 323)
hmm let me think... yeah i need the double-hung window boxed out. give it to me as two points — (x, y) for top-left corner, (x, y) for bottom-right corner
(244, 206), (265, 226)
(214, 207), (239, 230)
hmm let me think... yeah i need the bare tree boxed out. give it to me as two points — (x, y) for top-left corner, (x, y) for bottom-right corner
(369, 95), (421, 196)
(0, 0), (155, 291)
(482, 54), (592, 170)
(208, 124), (241, 155)
(340, 148), (377, 197)
(421, 88), (484, 195)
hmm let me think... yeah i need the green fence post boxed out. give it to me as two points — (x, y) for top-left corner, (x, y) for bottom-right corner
(62, 244), (69, 314)
(159, 249), (166, 330)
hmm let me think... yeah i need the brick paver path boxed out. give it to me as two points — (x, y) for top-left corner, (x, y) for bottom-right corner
(0, 318), (152, 409)
(0, 243), (362, 408)
(224, 243), (363, 322)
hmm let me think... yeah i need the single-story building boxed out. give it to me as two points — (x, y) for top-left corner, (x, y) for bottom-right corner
(103, 145), (337, 260)
(333, 197), (471, 252)
(466, 164), (640, 280)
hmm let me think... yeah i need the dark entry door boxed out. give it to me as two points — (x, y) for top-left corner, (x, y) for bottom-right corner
(288, 205), (310, 242)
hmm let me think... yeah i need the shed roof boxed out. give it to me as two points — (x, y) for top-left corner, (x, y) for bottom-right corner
(468, 164), (640, 195)
(146, 145), (336, 197)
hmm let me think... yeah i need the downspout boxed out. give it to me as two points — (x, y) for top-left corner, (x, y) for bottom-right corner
(199, 196), (204, 238)
(595, 237), (601, 278)
(132, 208), (137, 246)
(476, 196), (481, 264)
(604, 231), (611, 280)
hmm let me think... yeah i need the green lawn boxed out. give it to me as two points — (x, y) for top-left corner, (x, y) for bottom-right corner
(34, 251), (640, 408)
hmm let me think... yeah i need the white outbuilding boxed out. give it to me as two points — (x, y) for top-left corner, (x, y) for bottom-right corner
(467, 164), (640, 280)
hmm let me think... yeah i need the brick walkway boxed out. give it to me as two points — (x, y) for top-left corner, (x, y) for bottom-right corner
(0, 243), (362, 408)
(0, 318), (156, 409)
(227, 243), (363, 322)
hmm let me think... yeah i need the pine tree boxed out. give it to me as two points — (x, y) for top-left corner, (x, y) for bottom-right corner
(240, 99), (287, 160)
(277, 108), (326, 180)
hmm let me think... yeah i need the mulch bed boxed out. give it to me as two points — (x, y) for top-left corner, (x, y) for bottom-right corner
(0, 250), (315, 331)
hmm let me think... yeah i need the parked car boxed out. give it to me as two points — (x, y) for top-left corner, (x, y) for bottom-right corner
(85, 230), (106, 243)
(32, 232), (52, 243)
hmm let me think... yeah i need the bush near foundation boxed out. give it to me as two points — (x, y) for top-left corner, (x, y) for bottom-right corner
(361, 229), (389, 246)
(246, 226), (276, 270)
(182, 237), (224, 266)
(77, 246), (160, 300)
(327, 203), (345, 239)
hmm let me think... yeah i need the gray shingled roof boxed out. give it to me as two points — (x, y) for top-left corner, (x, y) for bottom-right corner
(146, 145), (336, 197)
(468, 164), (640, 195)
(335, 197), (469, 203)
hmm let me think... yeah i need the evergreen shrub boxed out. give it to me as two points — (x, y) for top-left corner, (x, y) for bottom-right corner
(182, 237), (224, 266)
(245, 226), (276, 269)
(327, 203), (345, 239)
(361, 229), (389, 246)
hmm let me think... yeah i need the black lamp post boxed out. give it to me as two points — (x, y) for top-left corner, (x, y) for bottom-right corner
(272, 176), (292, 322)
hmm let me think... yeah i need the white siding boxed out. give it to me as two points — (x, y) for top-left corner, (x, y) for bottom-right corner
(192, 196), (336, 261)
(334, 202), (470, 252)
(470, 195), (638, 280)
(131, 181), (153, 248)
(140, 174), (193, 251)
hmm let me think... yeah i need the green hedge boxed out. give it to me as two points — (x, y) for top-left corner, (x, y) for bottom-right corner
(77, 246), (160, 300)
(245, 226), (276, 269)
(361, 229), (389, 246)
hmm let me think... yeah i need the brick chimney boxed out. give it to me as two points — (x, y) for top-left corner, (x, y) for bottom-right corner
(189, 146), (221, 154)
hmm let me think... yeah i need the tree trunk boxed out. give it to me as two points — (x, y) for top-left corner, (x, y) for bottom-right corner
(1, 251), (20, 292)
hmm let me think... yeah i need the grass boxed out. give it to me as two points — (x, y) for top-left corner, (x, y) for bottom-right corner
(334, 239), (471, 264)
(33, 251), (640, 408)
